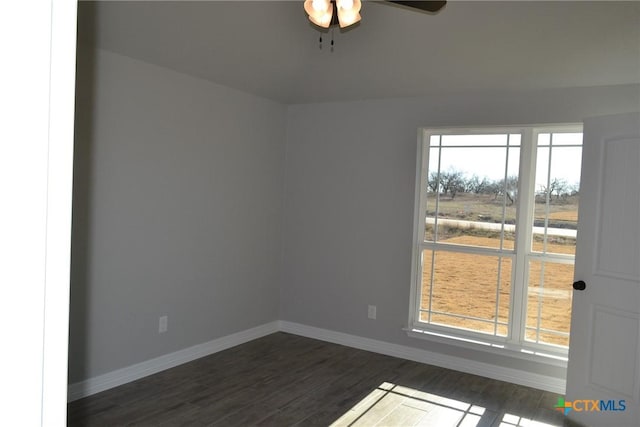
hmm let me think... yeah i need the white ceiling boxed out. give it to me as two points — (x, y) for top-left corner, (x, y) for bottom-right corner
(78, 1), (640, 104)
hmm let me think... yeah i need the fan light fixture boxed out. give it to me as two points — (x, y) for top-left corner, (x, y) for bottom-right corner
(304, 0), (362, 29)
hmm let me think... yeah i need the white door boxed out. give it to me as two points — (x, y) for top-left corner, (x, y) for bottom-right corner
(566, 112), (640, 427)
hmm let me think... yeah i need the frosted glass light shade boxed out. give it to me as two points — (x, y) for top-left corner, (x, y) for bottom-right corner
(337, 10), (361, 28)
(336, 0), (361, 28)
(305, 0), (330, 13)
(304, 0), (333, 28)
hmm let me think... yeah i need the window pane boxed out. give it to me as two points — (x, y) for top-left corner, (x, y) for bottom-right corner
(424, 135), (519, 250)
(420, 251), (511, 337)
(419, 249), (434, 317)
(533, 134), (582, 255)
(538, 132), (582, 146)
(526, 260), (573, 347)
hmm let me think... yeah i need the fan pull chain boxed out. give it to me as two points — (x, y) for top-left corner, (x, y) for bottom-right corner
(317, 30), (335, 52)
(330, 28), (335, 52)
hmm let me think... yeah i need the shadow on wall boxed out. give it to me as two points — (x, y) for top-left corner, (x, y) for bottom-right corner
(67, 2), (98, 386)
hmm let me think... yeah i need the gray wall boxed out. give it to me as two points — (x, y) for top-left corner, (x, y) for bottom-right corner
(69, 40), (640, 385)
(68, 48), (286, 383)
(281, 85), (640, 378)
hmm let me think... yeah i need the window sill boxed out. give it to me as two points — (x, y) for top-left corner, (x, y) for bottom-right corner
(405, 327), (568, 368)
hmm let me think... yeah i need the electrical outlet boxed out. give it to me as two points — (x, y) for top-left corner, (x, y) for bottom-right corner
(368, 305), (377, 320)
(159, 315), (168, 333)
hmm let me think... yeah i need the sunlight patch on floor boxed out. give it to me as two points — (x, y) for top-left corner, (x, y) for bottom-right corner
(330, 382), (486, 427)
(499, 412), (556, 427)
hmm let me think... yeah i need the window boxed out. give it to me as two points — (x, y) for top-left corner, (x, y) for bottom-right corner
(409, 125), (582, 360)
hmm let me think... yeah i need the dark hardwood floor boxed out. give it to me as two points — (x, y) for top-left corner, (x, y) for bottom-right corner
(67, 332), (579, 426)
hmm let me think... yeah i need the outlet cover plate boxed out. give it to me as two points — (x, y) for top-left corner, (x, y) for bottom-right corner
(368, 305), (377, 320)
(159, 315), (168, 333)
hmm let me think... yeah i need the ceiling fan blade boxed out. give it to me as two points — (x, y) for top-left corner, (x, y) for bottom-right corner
(386, 1), (447, 13)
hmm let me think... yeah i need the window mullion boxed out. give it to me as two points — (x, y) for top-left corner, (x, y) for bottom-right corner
(428, 135), (444, 322)
(494, 135), (511, 335)
(510, 128), (536, 347)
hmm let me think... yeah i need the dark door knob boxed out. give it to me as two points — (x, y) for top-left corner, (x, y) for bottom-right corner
(573, 280), (586, 291)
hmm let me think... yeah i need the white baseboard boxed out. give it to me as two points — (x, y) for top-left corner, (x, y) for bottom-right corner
(68, 319), (565, 402)
(67, 321), (280, 401)
(279, 321), (566, 394)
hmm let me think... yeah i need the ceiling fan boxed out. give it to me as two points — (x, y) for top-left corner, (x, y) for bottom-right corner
(304, 0), (447, 29)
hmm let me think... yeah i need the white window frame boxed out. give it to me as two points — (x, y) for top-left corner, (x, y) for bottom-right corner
(407, 124), (583, 366)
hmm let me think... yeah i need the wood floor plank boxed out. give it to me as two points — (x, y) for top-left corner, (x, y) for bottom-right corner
(413, 404), (465, 427)
(376, 403), (429, 426)
(329, 388), (388, 427)
(68, 333), (570, 427)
